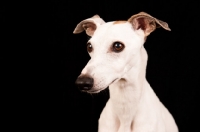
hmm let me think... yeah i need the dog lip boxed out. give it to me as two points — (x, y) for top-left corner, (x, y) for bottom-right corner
(86, 89), (101, 93)
(84, 78), (118, 93)
(109, 78), (118, 85)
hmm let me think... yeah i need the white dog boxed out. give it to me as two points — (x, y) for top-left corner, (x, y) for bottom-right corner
(74, 12), (178, 132)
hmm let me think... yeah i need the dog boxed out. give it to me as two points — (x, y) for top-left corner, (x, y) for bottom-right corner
(73, 12), (178, 132)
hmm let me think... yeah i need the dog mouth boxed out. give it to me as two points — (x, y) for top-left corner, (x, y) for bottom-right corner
(86, 78), (118, 93)
(86, 89), (101, 93)
(110, 78), (118, 85)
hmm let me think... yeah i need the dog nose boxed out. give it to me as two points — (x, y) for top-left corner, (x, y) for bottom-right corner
(75, 76), (94, 91)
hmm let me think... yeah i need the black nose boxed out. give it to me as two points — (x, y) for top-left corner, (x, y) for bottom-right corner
(75, 76), (94, 91)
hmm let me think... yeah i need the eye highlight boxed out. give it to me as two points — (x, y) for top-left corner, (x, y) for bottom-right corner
(87, 43), (93, 53)
(112, 42), (125, 52)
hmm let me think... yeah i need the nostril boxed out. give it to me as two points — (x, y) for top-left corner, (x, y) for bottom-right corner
(75, 76), (94, 91)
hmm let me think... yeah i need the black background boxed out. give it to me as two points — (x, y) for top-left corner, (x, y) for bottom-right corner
(34, 0), (199, 132)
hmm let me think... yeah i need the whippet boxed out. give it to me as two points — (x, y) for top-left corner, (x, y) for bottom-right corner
(73, 12), (178, 132)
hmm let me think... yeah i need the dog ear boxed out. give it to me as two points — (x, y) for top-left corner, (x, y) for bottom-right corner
(128, 12), (171, 36)
(73, 15), (105, 36)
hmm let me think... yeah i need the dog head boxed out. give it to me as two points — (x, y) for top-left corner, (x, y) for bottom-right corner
(74, 12), (170, 93)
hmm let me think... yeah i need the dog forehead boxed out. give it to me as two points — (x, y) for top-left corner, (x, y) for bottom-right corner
(97, 22), (133, 35)
(91, 22), (137, 43)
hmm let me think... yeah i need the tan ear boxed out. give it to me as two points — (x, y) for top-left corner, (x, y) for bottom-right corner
(73, 15), (105, 36)
(128, 12), (171, 36)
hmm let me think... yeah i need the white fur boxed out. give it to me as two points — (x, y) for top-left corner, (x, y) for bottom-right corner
(74, 15), (178, 132)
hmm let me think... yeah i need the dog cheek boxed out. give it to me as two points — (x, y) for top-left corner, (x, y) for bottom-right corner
(113, 56), (129, 72)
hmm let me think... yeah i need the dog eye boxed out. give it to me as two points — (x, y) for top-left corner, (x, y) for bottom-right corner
(112, 42), (124, 52)
(87, 43), (93, 53)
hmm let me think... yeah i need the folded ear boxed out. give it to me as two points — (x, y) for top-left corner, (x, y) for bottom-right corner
(128, 12), (171, 36)
(73, 15), (105, 36)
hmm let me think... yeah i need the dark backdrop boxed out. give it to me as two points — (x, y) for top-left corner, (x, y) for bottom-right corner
(42, 1), (199, 132)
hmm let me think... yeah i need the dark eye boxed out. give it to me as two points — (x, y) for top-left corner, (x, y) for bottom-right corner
(87, 43), (93, 53)
(112, 42), (124, 52)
